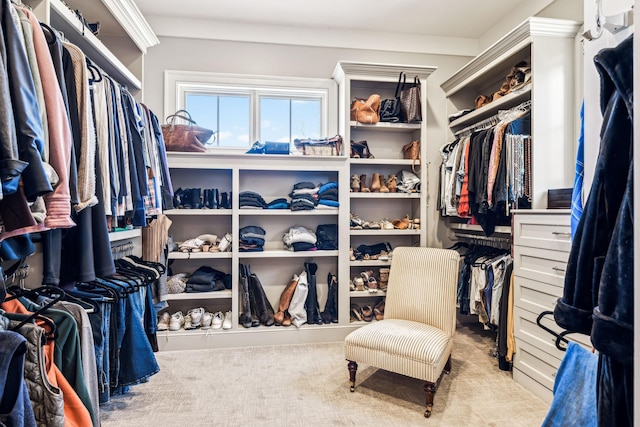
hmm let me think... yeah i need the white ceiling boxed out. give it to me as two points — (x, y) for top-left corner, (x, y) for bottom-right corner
(134, 0), (530, 39)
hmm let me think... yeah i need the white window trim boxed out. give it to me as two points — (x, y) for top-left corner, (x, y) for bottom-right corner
(164, 70), (338, 153)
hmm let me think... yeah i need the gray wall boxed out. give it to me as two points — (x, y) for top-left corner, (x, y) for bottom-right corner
(143, 36), (473, 248)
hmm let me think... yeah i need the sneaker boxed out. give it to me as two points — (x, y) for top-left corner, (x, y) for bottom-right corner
(218, 233), (232, 252)
(169, 311), (185, 331)
(211, 311), (224, 329)
(157, 312), (170, 331)
(201, 312), (214, 329)
(186, 307), (205, 329)
(184, 313), (195, 330)
(222, 311), (232, 330)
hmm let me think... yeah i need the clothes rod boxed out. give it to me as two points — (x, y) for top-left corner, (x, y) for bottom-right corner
(455, 100), (531, 137)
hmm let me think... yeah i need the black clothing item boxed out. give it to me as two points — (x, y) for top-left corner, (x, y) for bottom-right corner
(186, 266), (227, 292)
(497, 262), (514, 370)
(147, 109), (174, 211)
(318, 187), (338, 198)
(60, 45), (79, 206)
(293, 181), (316, 190)
(292, 242), (316, 252)
(316, 224), (337, 250)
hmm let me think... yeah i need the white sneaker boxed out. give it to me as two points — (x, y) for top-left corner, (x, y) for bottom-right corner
(218, 233), (232, 252)
(201, 312), (214, 329)
(222, 311), (232, 330)
(185, 307), (205, 329)
(157, 312), (170, 331)
(169, 311), (185, 331)
(211, 311), (224, 329)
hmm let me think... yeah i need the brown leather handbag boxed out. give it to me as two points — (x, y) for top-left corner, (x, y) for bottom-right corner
(350, 94), (381, 124)
(399, 77), (422, 123)
(402, 140), (421, 173)
(161, 110), (216, 152)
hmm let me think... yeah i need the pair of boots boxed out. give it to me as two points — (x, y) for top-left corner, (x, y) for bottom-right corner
(273, 263), (325, 326)
(351, 174), (395, 193)
(173, 188), (232, 209)
(239, 264), (275, 328)
(321, 273), (338, 324)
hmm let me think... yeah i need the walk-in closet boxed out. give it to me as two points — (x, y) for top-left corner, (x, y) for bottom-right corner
(0, 0), (635, 426)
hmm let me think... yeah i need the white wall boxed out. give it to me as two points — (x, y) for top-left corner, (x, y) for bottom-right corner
(143, 37), (472, 249)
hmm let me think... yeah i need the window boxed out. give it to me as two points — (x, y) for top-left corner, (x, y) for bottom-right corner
(166, 71), (337, 150)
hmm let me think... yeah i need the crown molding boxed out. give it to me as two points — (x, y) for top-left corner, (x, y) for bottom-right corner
(332, 61), (437, 85)
(441, 17), (581, 95)
(145, 15), (479, 57)
(101, 0), (159, 53)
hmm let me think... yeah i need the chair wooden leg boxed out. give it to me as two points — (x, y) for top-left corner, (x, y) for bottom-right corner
(347, 360), (358, 392)
(424, 381), (436, 418)
(444, 355), (452, 374)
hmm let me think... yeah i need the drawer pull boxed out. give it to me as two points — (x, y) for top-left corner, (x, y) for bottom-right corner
(552, 266), (566, 273)
(551, 231), (571, 237)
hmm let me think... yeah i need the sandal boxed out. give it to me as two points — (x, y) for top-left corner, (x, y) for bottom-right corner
(353, 276), (365, 292)
(350, 213), (364, 229)
(350, 304), (363, 322)
(380, 219), (394, 230)
(374, 300), (385, 321)
(361, 305), (374, 322)
(392, 215), (411, 230)
(179, 237), (204, 252)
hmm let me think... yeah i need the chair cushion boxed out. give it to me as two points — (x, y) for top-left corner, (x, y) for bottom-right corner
(345, 319), (453, 382)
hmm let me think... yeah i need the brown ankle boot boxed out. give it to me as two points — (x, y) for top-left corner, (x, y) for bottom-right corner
(274, 275), (299, 325)
(379, 176), (389, 193)
(360, 174), (370, 192)
(379, 267), (390, 292)
(370, 173), (381, 192)
(387, 175), (397, 193)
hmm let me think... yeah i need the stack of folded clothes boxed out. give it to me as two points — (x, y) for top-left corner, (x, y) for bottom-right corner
(239, 225), (266, 252)
(283, 226), (317, 252)
(289, 182), (318, 211)
(317, 181), (339, 209)
(266, 198), (290, 209)
(185, 266), (232, 292)
(239, 191), (267, 209)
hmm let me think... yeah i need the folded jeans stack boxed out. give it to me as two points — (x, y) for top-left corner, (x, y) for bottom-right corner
(317, 181), (339, 209)
(239, 225), (266, 252)
(239, 191), (267, 209)
(283, 226), (317, 252)
(289, 182), (318, 211)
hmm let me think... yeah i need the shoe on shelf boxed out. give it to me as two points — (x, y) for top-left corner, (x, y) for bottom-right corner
(374, 300), (385, 321)
(157, 312), (170, 331)
(361, 305), (374, 322)
(169, 311), (185, 331)
(212, 311), (224, 329)
(350, 304), (363, 322)
(218, 233), (232, 252)
(353, 276), (365, 292)
(379, 267), (390, 292)
(387, 175), (397, 193)
(222, 311), (233, 330)
(179, 237), (204, 253)
(350, 174), (360, 192)
(185, 307), (205, 329)
(201, 312), (214, 330)
(360, 174), (370, 192)
(379, 176), (389, 193)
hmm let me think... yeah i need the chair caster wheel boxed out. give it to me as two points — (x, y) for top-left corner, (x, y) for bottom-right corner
(424, 410), (432, 418)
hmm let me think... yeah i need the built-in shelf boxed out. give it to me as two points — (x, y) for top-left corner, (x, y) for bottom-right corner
(238, 250), (339, 258)
(108, 228), (141, 242)
(349, 260), (392, 267)
(350, 192), (420, 199)
(349, 158), (417, 166)
(164, 209), (232, 216)
(449, 86), (532, 132)
(168, 252), (233, 260)
(350, 229), (421, 236)
(350, 121), (421, 132)
(165, 290), (232, 301)
(350, 290), (387, 297)
(238, 209), (338, 216)
(48, 0), (142, 89)
(449, 223), (512, 234)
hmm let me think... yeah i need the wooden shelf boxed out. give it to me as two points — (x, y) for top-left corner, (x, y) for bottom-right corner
(449, 86), (531, 132)
(350, 229), (421, 236)
(349, 158), (417, 166)
(349, 260), (391, 267)
(168, 252), (233, 260)
(350, 192), (420, 199)
(238, 250), (339, 258)
(238, 209), (338, 216)
(165, 290), (232, 301)
(350, 290), (386, 297)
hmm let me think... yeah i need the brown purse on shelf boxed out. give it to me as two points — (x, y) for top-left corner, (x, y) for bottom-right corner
(350, 94), (381, 124)
(402, 140), (421, 173)
(161, 110), (216, 152)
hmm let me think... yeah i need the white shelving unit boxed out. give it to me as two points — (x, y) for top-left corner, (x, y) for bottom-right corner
(160, 152), (358, 350)
(333, 61), (436, 320)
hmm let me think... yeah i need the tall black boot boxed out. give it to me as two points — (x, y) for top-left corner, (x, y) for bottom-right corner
(239, 264), (254, 328)
(210, 189), (219, 209)
(329, 273), (338, 323)
(321, 272), (334, 324)
(304, 262), (323, 324)
(184, 188), (201, 209)
(203, 189), (212, 208)
(245, 265), (260, 327)
(220, 192), (228, 209)
(250, 272), (275, 326)
(173, 187), (183, 208)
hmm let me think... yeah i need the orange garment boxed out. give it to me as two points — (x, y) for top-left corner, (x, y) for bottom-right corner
(1, 298), (92, 426)
(457, 137), (471, 217)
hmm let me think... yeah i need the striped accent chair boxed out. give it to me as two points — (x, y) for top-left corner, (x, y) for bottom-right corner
(344, 247), (460, 418)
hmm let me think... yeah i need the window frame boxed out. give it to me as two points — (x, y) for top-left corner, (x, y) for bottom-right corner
(164, 70), (337, 152)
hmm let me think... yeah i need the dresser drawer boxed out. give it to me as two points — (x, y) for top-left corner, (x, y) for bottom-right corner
(514, 246), (568, 288)
(513, 367), (553, 404)
(514, 306), (592, 360)
(514, 213), (572, 252)
(514, 276), (562, 314)
(513, 338), (559, 393)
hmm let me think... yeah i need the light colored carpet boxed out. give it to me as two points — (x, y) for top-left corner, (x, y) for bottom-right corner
(101, 318), (549, 426)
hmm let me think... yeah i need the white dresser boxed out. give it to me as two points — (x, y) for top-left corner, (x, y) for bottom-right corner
(512, 210), (592, 403)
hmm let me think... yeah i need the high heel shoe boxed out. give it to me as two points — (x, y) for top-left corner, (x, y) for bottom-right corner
(360, 174), (370, 192)
(387, 175), (397, 193)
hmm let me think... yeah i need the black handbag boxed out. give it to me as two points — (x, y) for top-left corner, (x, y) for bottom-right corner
(400, 76), (422, 123)
(316, 224), (338, 250)
(380, 72), (404, 123)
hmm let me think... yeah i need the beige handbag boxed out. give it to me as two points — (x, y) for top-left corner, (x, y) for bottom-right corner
(402, 140), (421, 173)
(350, 94), (381, 124)
(161, 110), (216, 152)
